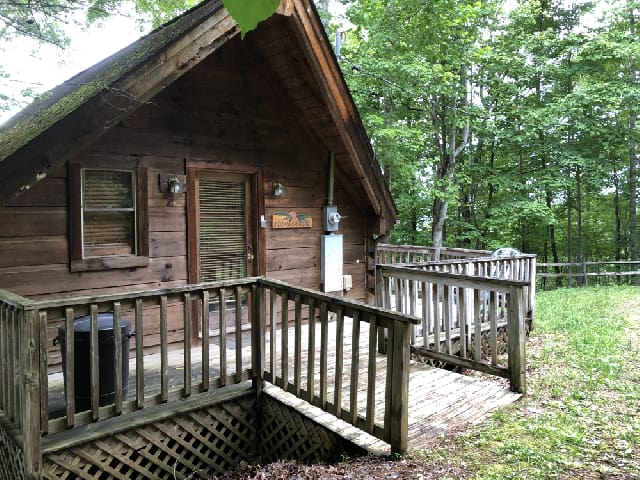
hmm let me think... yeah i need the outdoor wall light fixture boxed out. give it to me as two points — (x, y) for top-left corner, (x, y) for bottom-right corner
(168, 176), (182, 194)
(272, 180), (285, 197)
(158, 173), (186, 195)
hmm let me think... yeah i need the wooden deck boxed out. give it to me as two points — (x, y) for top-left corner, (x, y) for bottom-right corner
(46, 313), (520, 454)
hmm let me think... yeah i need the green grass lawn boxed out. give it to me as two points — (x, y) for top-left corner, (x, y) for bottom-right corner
(414, 286), (640, 479)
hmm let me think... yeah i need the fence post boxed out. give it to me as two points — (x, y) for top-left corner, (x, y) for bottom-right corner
(22, 308), (42, 480)
(507, 287), (526, 394)
(251, 283), (266, 459)
(251, 284), (265, 392)
(386, 318), (410, 455)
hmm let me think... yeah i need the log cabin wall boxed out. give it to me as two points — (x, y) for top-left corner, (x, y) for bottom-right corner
(0, 28), (372, 369)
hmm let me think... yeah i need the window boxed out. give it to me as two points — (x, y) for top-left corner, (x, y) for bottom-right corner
(69, 163), (148, 272)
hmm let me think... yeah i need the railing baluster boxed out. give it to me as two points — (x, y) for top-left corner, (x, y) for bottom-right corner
(294, 294), (302, 397)
(8, 306), (16, 423)
(0, 304), (6, 417)
(113, 302), (123, 414)
(432, 284), (440, 352)
(306, 298), (316, 403)
(473, 290), (481, 362)
(365, 315), (377, 433)
(421, 281), (428, 347)
(269, 289), (277, 382)
(444, 285), (452, 354)
(349, 311), (360, 425)
(409, 279), (416, 344)
(235, 286), (243, 383)
(183, 293), (192, 397)
(280, 290), (289, 391)
(89, 304), (99, 420)
(39, 311), (49, 434)
(160, 295), (168, 403)
(219, 288), (227, 386)
(319, 301), (329, 409)
(334, 307), (344, 417)
(135, 298), (144, 409)
(489, 291), (498, 365)
(460, 284), (468, 358)
(201, 290), (210, 391)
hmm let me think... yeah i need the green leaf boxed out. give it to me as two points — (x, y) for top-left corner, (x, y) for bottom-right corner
(222, 0), (280, 38)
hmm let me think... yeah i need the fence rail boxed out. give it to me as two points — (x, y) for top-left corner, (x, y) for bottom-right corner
(537, 260), (640, 288)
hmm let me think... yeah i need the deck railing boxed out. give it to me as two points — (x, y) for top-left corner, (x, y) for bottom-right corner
(374, 250), (536, 394)
(0, 277), (418, 478)
(376, 265), (528, 393)
(257, 278), (418, 452)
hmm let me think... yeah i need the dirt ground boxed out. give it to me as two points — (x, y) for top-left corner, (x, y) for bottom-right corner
(209, 456), (470, 480)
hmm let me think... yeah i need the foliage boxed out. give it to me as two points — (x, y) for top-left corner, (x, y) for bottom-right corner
(339, 0), (640, 263)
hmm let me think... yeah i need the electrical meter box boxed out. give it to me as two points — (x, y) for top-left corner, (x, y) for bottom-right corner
(322, 205), (341, 232)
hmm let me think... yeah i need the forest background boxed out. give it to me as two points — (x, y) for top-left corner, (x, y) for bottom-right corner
(1, 0), (639, 267)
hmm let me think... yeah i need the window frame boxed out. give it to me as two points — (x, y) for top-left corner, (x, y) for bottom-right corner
(69, 163), (149, 272)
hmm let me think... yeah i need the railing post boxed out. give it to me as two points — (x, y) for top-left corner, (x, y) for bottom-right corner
(507, 287), (526, 394)
(22, 308), (42, 479)
(251, 283), (266, 459)
(386, 318), (410, 455)
(251, 284), (265, 392)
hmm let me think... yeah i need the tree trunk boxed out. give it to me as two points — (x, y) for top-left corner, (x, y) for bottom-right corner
(614, 165), (622, 283)
(630, 4), (639, 284)
(576, 165), (584, 285)
(546, 189), (561, 287)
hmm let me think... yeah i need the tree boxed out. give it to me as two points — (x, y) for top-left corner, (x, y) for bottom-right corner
(341, 0), (498, 249)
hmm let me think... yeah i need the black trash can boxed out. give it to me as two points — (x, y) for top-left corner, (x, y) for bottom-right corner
(57, 313), (131, 411)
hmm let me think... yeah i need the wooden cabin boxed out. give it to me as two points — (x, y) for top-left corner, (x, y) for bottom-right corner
(0, 0), (395, 367)
(0, 1), (532, 478)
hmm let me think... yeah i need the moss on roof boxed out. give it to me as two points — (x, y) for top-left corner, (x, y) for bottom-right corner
(0, 0), (225, 163)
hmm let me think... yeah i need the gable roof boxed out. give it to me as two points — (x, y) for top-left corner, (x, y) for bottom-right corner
(0, 0), (396, 231)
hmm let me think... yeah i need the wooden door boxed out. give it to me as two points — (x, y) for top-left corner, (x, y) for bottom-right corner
(188, 169), (257, 338)
(192, 171), (255, 282)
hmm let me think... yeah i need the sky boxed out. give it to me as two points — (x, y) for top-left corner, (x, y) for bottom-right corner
(0, 12), (151, 125)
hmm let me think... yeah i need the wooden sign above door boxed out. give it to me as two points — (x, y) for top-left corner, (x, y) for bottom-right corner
(272, 211), (313, 229)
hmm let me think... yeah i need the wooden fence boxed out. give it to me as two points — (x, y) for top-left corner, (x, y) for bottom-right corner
(0, 277), (418, 478)
(537, 260), (640, 289)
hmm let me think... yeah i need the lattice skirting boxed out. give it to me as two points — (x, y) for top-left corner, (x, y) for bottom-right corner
(0, 423), (25, 480)
(42, 395), (257, 480)
(259, 395), (364, 464)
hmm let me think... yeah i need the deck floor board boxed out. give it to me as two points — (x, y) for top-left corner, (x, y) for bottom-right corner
(47, 314), (520, 454)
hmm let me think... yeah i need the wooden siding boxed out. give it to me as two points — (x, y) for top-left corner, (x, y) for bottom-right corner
(0, 31), (371, 370)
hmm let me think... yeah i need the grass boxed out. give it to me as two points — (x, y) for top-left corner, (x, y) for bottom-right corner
(413, 286), (640, 479)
